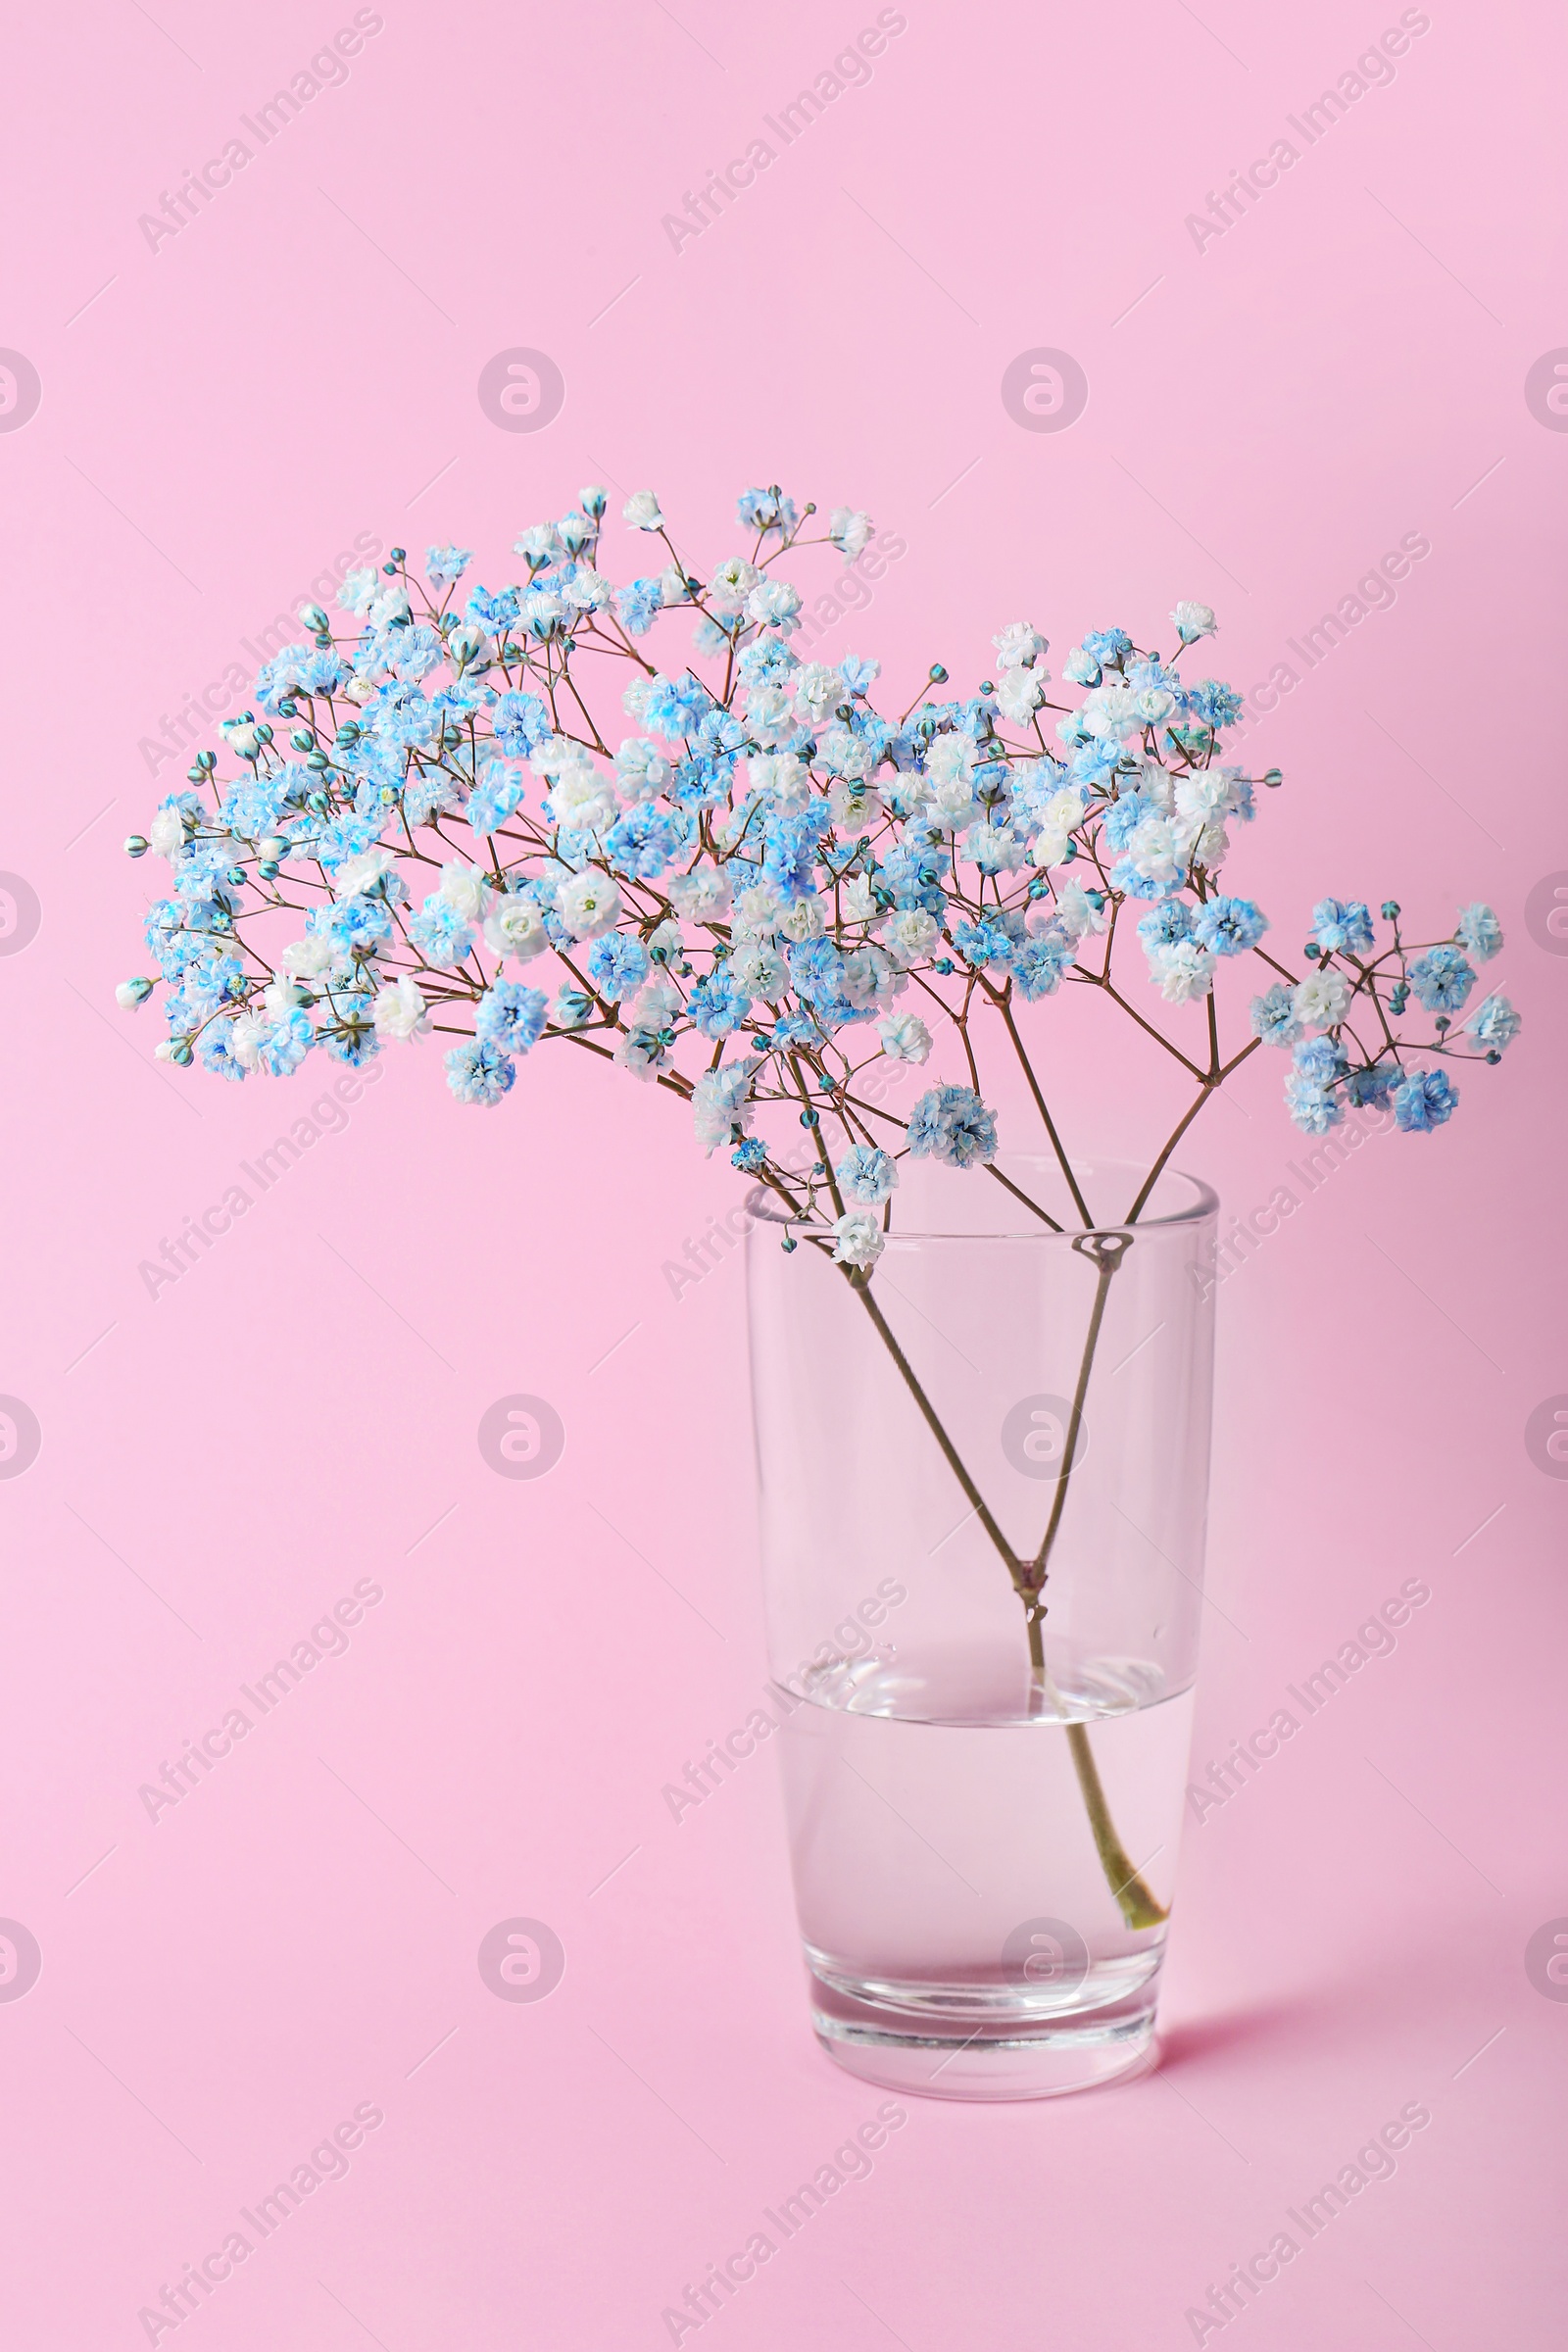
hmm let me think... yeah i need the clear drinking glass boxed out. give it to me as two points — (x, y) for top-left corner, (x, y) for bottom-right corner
(745, 1154), (1218, 2100)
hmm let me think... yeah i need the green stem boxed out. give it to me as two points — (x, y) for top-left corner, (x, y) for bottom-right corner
(1065, 1723), (1167, 1931)
(846, 1257), (1167, 1933)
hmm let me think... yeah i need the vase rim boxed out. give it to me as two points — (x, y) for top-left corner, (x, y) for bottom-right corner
(746, 1155), (1218, 1241)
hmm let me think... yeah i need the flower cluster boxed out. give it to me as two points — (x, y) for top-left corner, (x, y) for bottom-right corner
(121, 483), (1517, 1272)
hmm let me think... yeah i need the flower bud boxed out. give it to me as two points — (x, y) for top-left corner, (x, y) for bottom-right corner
(116, 977), (154, 1008)
(297, 602), (330, 633)
(123, 834), (149, 858)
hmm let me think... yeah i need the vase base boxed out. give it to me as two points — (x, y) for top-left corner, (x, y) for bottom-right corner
(808, 1973), (1158, 2101)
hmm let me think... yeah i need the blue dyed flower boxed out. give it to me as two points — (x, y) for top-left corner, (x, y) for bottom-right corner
(586, 933), (650, 1003)
(445, 1041), (515, 1105)
(1082, 628), (1132, 666)
(1102, 791), (1149, 852)
(1455, 903), (1502, 961)
(196, 1019), (248, 1083)
(327, 895), (393, 956)
(467, 765), (523, 840)
(254, 1007), (314, 1077)
(907, 1084), (998, 1169)
(614, 578), (664, 638)
(409, 894), (476, 968)
(1407, 945), (1476, 1013)
(1284, 1070), (1344, 1135)
(1194, 895), (1268, 956)
(1250, 983), (1301, 1047)
(425, 544), (471, 589)
(1345, 1063), (1400, 1108)
(1393, 1069), (1458, 1132)
(1293, 1036), (1348, 1087)
(687, 970), (752, 1039)
(1310, 898), (1375, 956)
(1463, 992), (1521, 1052)
(1013, 930), (1074, 1000)
(1138, 903), (1194, 952)
(644, 672), (713, 741)
(835, 1145), (898, 1204)
(1185, 680), (1244, 729)
(475, 980), (548, 1055)
(953, 918), (1016, 971)
(787, 938), (849, 1006)
(492, 691), (551, 760)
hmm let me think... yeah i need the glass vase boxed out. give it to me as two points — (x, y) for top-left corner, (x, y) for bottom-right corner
(745, 1154), (1218, 2100)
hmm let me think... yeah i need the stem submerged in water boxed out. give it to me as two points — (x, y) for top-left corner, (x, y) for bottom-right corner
(843, 1240), (1168, 1934)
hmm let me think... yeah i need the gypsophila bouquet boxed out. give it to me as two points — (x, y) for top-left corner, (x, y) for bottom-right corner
(121, 483), (1521, 1934)
(120, 479), (1518, 1268)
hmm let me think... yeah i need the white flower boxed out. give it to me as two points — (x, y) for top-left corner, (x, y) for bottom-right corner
(995, 667), (1045, 724)
(1080, 684), (1141, 741)
(621, 489), (664, 531)
(556, 869), (622, 939)
(281, 933), (336, 978)
(777, 896), (825, 944)
(1029, 787), (1087, 870)
(1173, 769), (1232, 826)
(333, 846), (396, 899)
(628, 974), (682, 1028)
(337, 564), (379, 614)
(745, 579), (803, 632)
(923, 733), (975, 789)
(373, 976), (429, 1043)
(828, 780), (882, 833)
(1172, 600), (1217, 643)
(879, 1012), (932, 1063)
(514, 522), (563, 565)
(1152, 941), (1216, 1004)
(732, 882), (783, 937)
(744, 684), (795, 747)
(748, 751), (809, 804)
(613, 737), (670, 798)
(1121, 812), (1182, 890)
(832, 1209), (885, 1269)
(884, 908), (940, 965)
(928, 773), (978, 827)
(1052, 881), (1106, 940)
(368, 584), (411, 631)
(794, 662), (844, 720)
(729, 943), (789, 1002)
(439, 859), (494, 922)
(260, 977), (302, 1019)
(667, 868), (732, 923)
(228, 1015), (268, 1070)
(838, 875), (879, 925)
(521, 587), (565, 637)
(1131, 686), (1176, 724)
(482, 897), (548, 962)
(706, 555), (760, 615)
(548, 760), (617, 835)
(993, 621), (1046, 669)
(828, 507), (872, 560)
(841, 946), (900, 1010)
(562, 566), (612, 612)
(343, 674), (376, 706)
(613, 1029), (667, 1080)
(659, 565), (689, 606)
(1294, 971), (1350, 1028)
(149, 807), (186, 859)
(692, 1063), (755, 1154)
(817, 726), (871, 781)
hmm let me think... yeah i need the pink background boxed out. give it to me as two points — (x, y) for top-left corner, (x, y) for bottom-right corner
(2, 0), (1565, 2343)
